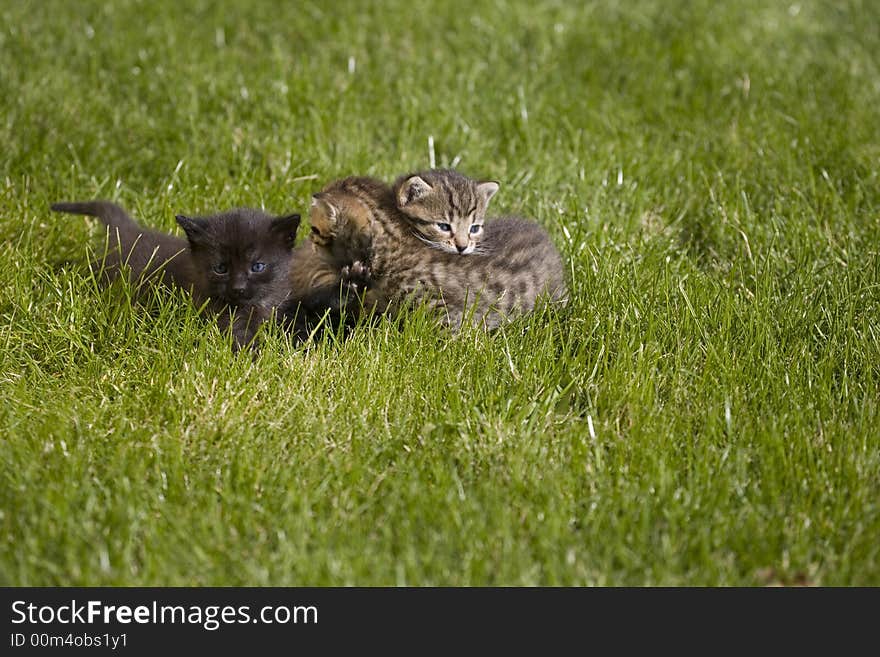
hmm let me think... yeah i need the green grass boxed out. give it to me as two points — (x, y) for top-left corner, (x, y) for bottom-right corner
(1, 0), (878, 585)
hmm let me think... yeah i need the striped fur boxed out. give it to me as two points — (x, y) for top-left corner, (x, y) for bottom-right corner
(290, 171), (567, 331)
(393, 169), (498, 255)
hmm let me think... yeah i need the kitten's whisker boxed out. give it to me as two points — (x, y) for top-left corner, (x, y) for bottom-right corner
(411, 231), (456, 253)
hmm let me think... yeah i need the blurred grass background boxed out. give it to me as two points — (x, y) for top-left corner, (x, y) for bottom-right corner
(0, 0), (878, 585)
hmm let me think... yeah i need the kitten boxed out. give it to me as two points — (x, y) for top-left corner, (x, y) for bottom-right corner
(393, 169), (499, 255)
(301, 172), (567, 330)
(279, 180), (382, 339)
(51, 201), (300, 348)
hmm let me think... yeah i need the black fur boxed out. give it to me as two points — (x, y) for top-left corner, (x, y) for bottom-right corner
(52, 200), (300, 349)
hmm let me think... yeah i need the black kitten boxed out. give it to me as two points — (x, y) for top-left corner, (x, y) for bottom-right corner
(51, 201), (300, 349)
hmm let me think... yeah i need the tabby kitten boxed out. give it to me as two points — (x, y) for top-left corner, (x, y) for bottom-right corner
(279, 178), (383, 339)
(51, 201), (300, 348)
(300, 172), (567, 330)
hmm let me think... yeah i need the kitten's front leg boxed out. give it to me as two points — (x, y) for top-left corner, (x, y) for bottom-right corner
(350, 265), (397, 316)
(337, 260), (374, 320)
(340, 260), (372, 294)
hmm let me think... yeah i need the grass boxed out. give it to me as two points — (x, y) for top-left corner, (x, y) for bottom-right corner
(0, 0), (878, 585)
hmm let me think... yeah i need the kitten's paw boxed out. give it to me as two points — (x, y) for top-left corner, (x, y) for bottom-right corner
(341, 260), (372, 291)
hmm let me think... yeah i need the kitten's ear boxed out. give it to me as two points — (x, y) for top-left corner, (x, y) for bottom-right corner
(397, 175), (433, 208)
(271, 213), (301, 247)
(477, 181), (500, 205)
(310, 193), (337, 220)
(176, 215), (209, 246)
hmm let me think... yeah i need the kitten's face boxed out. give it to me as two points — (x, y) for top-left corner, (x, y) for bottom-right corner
(395, 170), (499, 255)
(176, 209), (300, 306)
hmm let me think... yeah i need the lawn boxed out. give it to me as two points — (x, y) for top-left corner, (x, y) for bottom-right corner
(0, 0), (878, 585)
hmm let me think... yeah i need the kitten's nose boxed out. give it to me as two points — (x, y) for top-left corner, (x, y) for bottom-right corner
(456, 244), (467, 253)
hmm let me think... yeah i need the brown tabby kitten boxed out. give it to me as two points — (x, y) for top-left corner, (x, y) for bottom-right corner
(279, 179), (382, 339)
(51, 201), (300, 348)
(299, 172), (567, 330)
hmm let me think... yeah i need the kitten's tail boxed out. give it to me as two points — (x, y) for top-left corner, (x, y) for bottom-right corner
(51, 200), (137, 229)
(51, 200), (145, 247)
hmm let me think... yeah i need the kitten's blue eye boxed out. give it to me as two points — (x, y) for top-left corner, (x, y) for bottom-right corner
(437, 223), (452, 232)
(212, 263), (228, 275)
(250, 262), (267, 273)
(469, 224), (481, 234)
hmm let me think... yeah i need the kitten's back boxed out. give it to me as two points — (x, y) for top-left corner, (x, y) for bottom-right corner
(348, 212), (565, 329)
(480, 216), (567, 302)
(418, 216), (567, 329)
